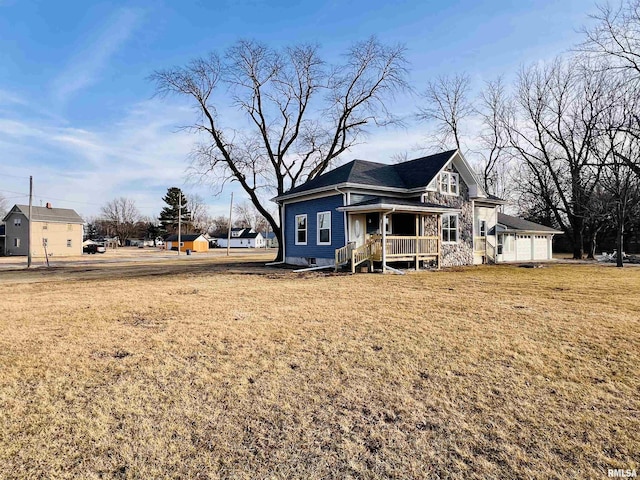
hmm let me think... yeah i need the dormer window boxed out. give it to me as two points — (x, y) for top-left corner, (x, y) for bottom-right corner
(439, 171), (459, 195)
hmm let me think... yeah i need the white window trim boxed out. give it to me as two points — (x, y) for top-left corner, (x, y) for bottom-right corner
(479, 219), (487, 237)
(67, 239), (72, 247)
(317, 211), (331, 245)
(295, 214), (307, 246)
(14, 218), (21, 226)
(442, 213), (459, 244)
(439, 171), (460, 196)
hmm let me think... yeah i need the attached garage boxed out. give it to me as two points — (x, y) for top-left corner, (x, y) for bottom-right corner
(516, 234), (532, 261)
(493, 213), (562, 263)
(534, 235), (550, 260)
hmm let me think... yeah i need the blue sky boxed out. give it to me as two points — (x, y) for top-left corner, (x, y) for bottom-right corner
(0, 0), (596, 219)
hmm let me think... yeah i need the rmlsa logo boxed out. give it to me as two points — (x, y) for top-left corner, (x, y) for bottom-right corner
(609, 469), (637, 478)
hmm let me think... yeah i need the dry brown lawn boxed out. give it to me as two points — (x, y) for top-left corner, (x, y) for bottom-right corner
(0, 258), (638, 479)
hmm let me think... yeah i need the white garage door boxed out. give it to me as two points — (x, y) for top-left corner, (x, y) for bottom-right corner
(533, 235), (549, 260)
(516, 235), (532, 261)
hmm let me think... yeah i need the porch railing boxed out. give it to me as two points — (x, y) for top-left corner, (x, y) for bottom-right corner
(351, 241), (373, 273)
(334, 242), (355, 270)
(370, 235), (439, 260)
(474, 236), (487, 253)
(335, 235), (440, 272)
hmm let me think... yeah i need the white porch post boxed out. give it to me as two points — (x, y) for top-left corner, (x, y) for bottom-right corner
(415, 214), (420, 271)
(382, 212), (387, 273)
(437, 214), (442, 270)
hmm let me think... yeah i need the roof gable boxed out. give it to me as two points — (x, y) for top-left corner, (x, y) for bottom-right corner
(497, 213), (563, 233)
(276, 149), (475, 200)
(166, 234), (206, 242)
(3, 204), (83, 224)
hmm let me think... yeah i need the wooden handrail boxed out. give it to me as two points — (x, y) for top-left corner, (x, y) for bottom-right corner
(335, 242), (355, 271)
(474, 236), (487, 253)
(336, 235), (440, 272)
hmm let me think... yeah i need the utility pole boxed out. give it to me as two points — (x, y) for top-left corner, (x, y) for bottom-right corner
(27, 176), (33, 268)
(227, 192), (233, 257)
(177, 194), (182, 256)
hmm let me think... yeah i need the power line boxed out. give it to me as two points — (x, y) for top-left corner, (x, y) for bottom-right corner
(0, 173), (31, 180)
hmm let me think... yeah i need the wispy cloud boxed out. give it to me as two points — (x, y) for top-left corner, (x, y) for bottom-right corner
(51, 7), (143, 104)
(0, 97), (227, 218)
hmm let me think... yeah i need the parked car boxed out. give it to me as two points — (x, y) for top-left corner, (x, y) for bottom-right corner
(83, 244), (106, 254)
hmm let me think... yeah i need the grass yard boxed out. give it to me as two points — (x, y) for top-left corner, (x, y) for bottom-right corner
(0, 259), (638, 479)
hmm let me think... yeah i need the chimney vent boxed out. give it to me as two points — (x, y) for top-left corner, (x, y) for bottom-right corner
(46, 202), (52, 209)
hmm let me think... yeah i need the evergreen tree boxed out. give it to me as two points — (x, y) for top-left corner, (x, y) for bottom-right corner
(159, 187), (192, 234)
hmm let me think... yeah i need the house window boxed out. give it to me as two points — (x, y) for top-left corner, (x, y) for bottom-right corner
(42, 238), (48, 247)
(67, 224), (73, 231)
(14, 238), (20, 248)
(14, 218), (21, 227)
(317, 211), (331, 245)
(67, 239), (72, 247)
(43, 223), (48, 230)
(295, 214), (307, 245)
(439, 172), (459, 195)
(442, 214), (458, 243)
(179, 242), (184, 247)
(479, 220), (487, 237)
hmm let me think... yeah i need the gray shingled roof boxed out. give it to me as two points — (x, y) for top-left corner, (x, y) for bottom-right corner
(166, 234), (206, 242)
(8, 205), (83, 223)
(282, 150), (457, 196)
(497, 213), (563, 233)
(348, 197), (455, 210)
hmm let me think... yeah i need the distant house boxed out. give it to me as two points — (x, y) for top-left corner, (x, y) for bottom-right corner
(2, 204), (84, 257)
(273, 149), (562, 270)
(0, 224), (5, 255)
(165, 233), (209, 252)
(216, 228), (265, 248)
(263, 231), (278, 248)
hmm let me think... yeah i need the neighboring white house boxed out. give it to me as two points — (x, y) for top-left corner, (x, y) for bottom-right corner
(217, 228), (265, 248)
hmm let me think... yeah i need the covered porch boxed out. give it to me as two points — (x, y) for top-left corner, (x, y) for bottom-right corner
(335, 198), (459, 273)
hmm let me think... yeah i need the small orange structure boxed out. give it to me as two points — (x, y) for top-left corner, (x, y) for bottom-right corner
(165, 234), (209, 253)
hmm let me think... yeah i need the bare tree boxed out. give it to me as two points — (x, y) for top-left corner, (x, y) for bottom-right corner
(152, 37), (409, 260)
(579, 1), (640, 77)
(592, 85), (640, 266)
(579, 0), (640, 177)
(505, 58), (609, 259)
(416, 73), (473, 151)
(206, 215), (230, 237)
(186, 193), (211, 233)
(476, 77), (510, 196)
(0, 193), (7, 218)
(234, 200), (272, 232)
(100, 197), (141, 243)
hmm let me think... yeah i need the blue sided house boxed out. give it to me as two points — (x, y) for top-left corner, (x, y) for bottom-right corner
(273, 149), (562, 272)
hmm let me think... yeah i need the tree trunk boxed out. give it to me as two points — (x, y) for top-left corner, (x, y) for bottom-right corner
(572, 227), (584, 260)
(274, 207), (284, 262)
(616, 227), (624, 268)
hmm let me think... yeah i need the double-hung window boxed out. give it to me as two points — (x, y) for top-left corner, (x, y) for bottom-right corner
(442, 214), (458, 243)
(295, 214), (307, 245)
(14, 218), (21, 227)
(479, 220), (487, 237)
(317, 211), (331, 245)
(439, 172), (459, 195)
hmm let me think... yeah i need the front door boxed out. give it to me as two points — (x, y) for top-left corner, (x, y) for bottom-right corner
(349, 214), (366, 247)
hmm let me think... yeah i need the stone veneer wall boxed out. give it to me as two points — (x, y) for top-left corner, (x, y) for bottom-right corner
(422, 165), (474, 267)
